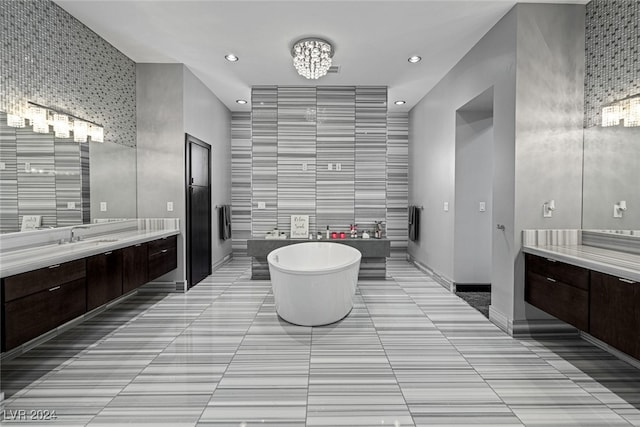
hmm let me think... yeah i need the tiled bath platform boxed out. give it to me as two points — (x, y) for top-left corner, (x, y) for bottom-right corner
(1, 258), (639, 426)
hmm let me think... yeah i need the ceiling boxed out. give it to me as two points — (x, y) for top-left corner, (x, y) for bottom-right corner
(54, 0), (587, 113)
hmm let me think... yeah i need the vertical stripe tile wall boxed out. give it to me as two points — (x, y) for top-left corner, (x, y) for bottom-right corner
(231, 112), (252, 255)
(16, 129), (57, 228)
(355, 87), (388, 231)
(277, 87), (317, 233)
(0, 112), (89, 232)
(54, 137), (83, 228)
(386, 113), (409, 258)
(317, 86), (356, 231)
(0, 114), (19, 232)
(251, 87), (278, 239)
(231, 86), (408, 257)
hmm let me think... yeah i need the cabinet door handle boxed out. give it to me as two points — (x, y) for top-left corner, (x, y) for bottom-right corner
(48, 264), (61, 269)
(161, 249), (168, 253)
(104, 251), (113, 255)
(48, 286), (61, 292)
(546, 258), (557, 263)
(546, 277), (556, 283)
(619, 278), (636, 284)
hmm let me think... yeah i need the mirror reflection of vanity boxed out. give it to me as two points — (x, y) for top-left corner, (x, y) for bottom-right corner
(582, 123), (640, 236)
(0, 111), (137, 233)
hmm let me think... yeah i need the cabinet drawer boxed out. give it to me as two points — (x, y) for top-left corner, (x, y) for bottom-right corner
(3, 278), (86, 351)
(525, 254), (589, 291)
(148, 235), (177, 255)
(87, 250), (123, 311)
(148, 247), (177, 281)
(525, 271), (589, 330)
(3, 259), (86, 302)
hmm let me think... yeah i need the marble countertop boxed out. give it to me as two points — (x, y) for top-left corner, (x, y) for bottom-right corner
(522, 244), (640, 282)
(1, 229), (179, 278)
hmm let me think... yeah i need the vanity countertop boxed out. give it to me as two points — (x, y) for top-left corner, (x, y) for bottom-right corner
(0, 229), (179, 278)
(522, 244), (640, 282)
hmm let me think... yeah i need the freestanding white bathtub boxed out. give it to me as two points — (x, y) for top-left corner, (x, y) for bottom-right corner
(267, 242), (362, 326)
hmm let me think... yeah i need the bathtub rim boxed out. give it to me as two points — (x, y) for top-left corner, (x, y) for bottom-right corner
(267, 241), (362, 276)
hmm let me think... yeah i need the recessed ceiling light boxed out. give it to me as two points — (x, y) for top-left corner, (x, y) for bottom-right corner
(236, 99), (247, 105)
(408, 56), (422, 63)
(225, 54), (239, 62)
(394, 100), (406, 105)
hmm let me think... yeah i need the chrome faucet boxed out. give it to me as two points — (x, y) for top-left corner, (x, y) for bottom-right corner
(70, 225), (90, 242)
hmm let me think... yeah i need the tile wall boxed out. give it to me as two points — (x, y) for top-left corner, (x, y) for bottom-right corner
(231, 86), (408, 258)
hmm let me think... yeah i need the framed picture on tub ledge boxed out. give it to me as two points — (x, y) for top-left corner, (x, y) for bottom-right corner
(290, 215), (309, 239)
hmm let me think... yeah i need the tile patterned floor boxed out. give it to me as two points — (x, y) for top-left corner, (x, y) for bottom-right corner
(1, 258), (639, 426)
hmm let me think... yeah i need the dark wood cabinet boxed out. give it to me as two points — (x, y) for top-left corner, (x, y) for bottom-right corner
(122, 243), (148, 294)
(2, 260), (87, 352)
(148, 235), (177, 281)
(590, 271), (640, 360)
(86, 249), (123, 311)
(525, 254), (589, 330)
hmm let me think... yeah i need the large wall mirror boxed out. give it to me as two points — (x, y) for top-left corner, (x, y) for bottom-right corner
(0, 111), (137, 233)
(582, 125), (640, 232)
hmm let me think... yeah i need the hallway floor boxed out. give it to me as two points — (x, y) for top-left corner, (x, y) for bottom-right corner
(2, 258), (639, 426)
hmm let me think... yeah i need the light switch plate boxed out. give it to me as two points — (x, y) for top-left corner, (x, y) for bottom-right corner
(67, 202), (76, 209)
(25, 162), (31, 172)
(0, 162), (5, 170)
(328, 163), (333, 171)
(302, 162), (307, 171)
(444, 202), (449, 212)
(100, 202), (107, 212)
(336, 163), (342, 171)
(167, 201), (174, 212)
(479, 202), (486, 212)
(257, 201), (266, 209)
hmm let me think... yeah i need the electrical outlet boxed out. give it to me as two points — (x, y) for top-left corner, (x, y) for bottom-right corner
(444, 202), (449, 212)
(336, 163), (342, 171)
(0, 162), (5, 170)
(328, 163), (333, 171)
(100, 202), (107, 212)
(67, 202), (76, 209)
(302, 162), (307, 171)
(257, 201), (266, 209)
(167, 201), (174, 212)
(25, 162), (31, 172)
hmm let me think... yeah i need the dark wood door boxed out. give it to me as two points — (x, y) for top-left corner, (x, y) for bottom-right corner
(590, 271), (639, 359)
(186, 134), (212, 289)
(87, 250), (123, 311)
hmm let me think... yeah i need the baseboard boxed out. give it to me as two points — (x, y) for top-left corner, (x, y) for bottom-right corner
(139, 280), (182, 293)
(407, 254), (454, 292)
(213, 253), (232, 271)
(454, 283), (491, 292)
(511, 318), (579, 337)
(489, 305), (511, 334)
(581, 332), (640, 370)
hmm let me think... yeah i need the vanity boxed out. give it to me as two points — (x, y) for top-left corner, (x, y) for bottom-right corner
(522, 230), (640, 361)
(0, 219), (179, 353)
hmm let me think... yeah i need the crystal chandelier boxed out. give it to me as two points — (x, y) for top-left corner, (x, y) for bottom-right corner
(291, 38), (334, 80)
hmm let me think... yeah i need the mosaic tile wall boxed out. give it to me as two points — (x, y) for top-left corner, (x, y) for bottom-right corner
(231, 87), (408, 258)
(584, 0), (640, 128)
(0, 0), (136, 147)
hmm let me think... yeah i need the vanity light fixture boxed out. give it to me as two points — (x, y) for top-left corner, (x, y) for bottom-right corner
(394, 100), (406, 105)
(6, 102), (105, 143)
(6, 114), (25, 128)
(408, 55), (422, 63)
(601, 93), (640, 127)
(291, 37), (334, 79)
(236, 99), (248, 105)
(225, 54), (239, 62)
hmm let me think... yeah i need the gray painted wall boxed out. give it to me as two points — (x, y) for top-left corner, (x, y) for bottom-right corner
(136, 63), (232, 288)
(183, 69), (233, 266)
(409, 3), (585, 332)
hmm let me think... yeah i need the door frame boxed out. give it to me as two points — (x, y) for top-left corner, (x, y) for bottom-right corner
(185, 133), (212, 289)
